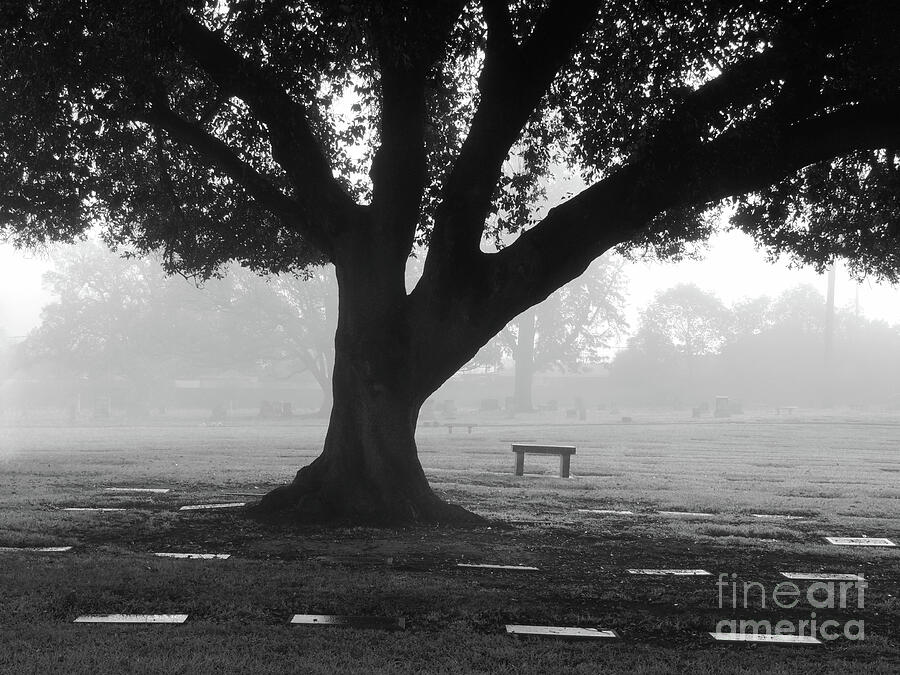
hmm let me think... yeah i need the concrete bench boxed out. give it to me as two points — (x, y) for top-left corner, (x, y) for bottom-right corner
(512, 444), (576, 478)
(446, 423), (477, 434)
(776, 406), (797, 414)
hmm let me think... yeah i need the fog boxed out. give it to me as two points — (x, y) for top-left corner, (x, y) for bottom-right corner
(1, 235), (899, 422)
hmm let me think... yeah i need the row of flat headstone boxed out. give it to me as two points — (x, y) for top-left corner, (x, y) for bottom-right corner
(64, 614), (831, 644)
(60, 502), (246, 512)
(65, 486), (249, 512)
(578, 509), (805, 519)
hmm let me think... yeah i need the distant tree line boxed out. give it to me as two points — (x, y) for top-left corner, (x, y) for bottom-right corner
(611, 283), (900, 407)
(7, 241), (337, 416)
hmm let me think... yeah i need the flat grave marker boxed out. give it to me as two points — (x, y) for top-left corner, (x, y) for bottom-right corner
(290, 614), (405, 629)
(154, 552), (231, 560)
(105, 487), (170, 494)
(178, 502), (246, 511)
(627, 569), (711, 576)
(74, 614), (188, 624)
(658, 510), (717, 517)
(824, 537), (896, 547)
(0, 546), (72, 552)
(506, 625), (617, 639)
(62, 507), (126, 512)
(780, 572), (864, 581)
(709, 632), (821, 645)
(751, 513), (804, 520)
(578, 509), (635, 515)
(457, 563), (539, 571)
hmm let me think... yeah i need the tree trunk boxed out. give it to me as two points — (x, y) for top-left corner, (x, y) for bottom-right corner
(257, 237), (482, 524)
(513, 309), (537, 412)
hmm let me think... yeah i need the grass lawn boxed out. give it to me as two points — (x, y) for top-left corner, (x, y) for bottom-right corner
(1, 408), (898, 673)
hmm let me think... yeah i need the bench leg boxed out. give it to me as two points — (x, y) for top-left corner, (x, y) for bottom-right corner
(514, 452), (524, 476)
(448, 425), (452, 434)
(559, 454), (571, 478)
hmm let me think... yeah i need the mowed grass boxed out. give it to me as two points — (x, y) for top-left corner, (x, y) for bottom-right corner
(1, 408), (899, 673)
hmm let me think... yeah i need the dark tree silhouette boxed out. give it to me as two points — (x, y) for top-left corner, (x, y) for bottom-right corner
(2, 1), (899, 522)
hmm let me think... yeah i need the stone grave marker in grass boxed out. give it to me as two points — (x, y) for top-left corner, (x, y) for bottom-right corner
(577, 509), (635, 515)
(780, 572), (864, 581)
(104, 487), (170, 494)
(62, 507), (126, 512)
(709, 632), (821, 645)
(290, 614), (405, 630)
(153, 552), (231, 560)
(824, 537), (896, 547)
(505, 625), (618, 639)
(627, 569), (711, 576)
(751, 513), (805, 520)
(178, 502), (246, 511)
(457, 563), (539, 571)
(74, 614), (188, 624)
(0, 546), (72, 552)
(657, 510), (717, 517)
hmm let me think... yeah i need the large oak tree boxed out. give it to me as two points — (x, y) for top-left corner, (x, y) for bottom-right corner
(2, 1), (898, 522)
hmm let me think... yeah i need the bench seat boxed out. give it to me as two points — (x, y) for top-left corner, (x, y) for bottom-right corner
(511, 444), (576, 478)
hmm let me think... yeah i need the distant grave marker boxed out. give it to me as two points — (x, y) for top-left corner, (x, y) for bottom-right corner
(780, 572), (864, 581)
(506, 625), (617, 639)
(178, 502), (246, 511)
(658, 510), (716, 517)
(578, 509), (635, 515)
(290, 614), (405, 629)
(154, 552), (231, 560)
(105, 487), (170, 494)
(74, 614), (188, 624)
(824, 537), (895, 547)
(0, 546), (72, 552)
(709, 632), (820, 645)
(62, 507), (126, 512)
(627, 569), (711, 576)
(751, 513), (804, 520)
(457, 563), (539, 571)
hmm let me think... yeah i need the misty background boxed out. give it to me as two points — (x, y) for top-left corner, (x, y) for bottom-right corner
(2, 228), (900, 422)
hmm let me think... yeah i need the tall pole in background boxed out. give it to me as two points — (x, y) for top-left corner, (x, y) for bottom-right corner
(823, 264), (836, 408)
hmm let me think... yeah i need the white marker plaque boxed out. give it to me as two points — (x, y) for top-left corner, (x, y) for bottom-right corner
(63, 508), (126, 512)
(751, 514), (804, 520)
(457, 563), (539, 571)
(74, 614), (188, 624)
(658, 510), (716, 517)
(709, 632), (821, 644)
(154, 552), (231, 560)
(506, 625), (617, 639)
(105, 487), (170, 494)
(627, 569), (711, 576)
(825, 537), (895, 547)
(178, 502), (245, 511)
(577, 509), (634, 515)
(0, 546), (72, 552)
(780, 572), (864, 581)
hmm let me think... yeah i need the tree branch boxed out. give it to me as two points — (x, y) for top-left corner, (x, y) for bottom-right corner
(368, 2), (465, 261)
(171, 11), (359, 236)
(494, 98), (900, 319)
(139, 103), (333, 257)
(425, 0), (603, 262)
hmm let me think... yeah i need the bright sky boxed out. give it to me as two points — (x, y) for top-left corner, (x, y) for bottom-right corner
(621, 229), (900, 331)
(2, 231), (899, 343)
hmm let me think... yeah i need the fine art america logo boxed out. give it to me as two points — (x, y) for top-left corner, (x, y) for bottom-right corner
(715, 573), (866, 641)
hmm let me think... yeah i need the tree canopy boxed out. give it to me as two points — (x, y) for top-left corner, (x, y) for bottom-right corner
(2, 1), (899, 285)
